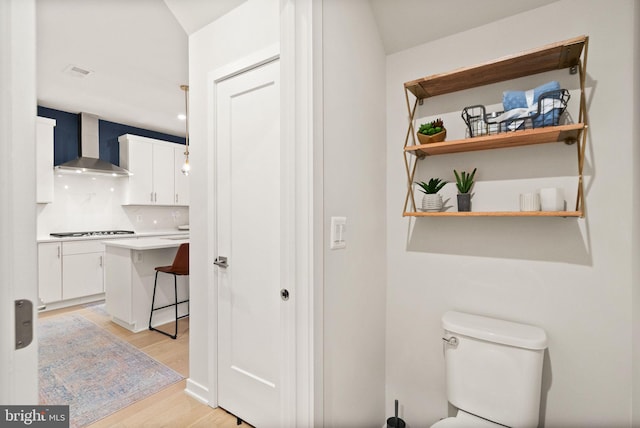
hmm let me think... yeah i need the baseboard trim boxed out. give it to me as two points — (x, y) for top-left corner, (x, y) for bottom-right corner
(40, 294), (105, 312)
(185, 378), (209, 405)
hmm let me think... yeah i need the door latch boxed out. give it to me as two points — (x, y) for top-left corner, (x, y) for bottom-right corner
(214, 256), (229, 268)
(15, 299), (33, 350)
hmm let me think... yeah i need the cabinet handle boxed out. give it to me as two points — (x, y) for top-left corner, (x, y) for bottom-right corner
(150, 192), (154, 202)
(154, 192), (157, 202)
(99, 255), (103, 267)
(175, 194), (178, 204)
(57, 246), (60, 258)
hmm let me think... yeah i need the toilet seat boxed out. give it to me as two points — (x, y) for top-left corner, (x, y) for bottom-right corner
(430, 410), (503, 428)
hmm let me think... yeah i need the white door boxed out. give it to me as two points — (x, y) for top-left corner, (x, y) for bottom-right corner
(0, 0), (39, 405)
(215, 58), (287, 427)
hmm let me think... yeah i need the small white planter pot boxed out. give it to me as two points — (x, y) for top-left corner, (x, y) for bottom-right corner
(421, 194), (443, 212)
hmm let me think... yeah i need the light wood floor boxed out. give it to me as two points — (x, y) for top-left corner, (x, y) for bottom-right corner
(39, 303), (243, 428)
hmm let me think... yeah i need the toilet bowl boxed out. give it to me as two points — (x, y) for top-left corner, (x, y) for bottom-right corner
(431, 410), (503, 427)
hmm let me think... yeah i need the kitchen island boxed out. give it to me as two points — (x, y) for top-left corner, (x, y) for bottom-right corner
(103, 235), (189, 333)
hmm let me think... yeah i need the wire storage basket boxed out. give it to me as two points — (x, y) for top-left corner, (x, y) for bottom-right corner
(461, 89), (570, 138)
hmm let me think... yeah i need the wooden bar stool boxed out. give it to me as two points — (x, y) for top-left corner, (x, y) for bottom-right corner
(149, 243), (189, 339)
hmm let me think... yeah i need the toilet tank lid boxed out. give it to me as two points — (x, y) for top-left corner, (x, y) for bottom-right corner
(442, 311), (548, 350)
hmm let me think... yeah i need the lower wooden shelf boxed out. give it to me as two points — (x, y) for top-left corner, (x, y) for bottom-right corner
(403, 211), (583, 217)
(405, 123), (584, 157)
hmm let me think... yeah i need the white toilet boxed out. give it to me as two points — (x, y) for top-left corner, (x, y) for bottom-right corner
(432, 311), (548, 428)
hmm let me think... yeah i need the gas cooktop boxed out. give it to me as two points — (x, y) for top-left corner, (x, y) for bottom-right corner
(50, 230), (135, 238)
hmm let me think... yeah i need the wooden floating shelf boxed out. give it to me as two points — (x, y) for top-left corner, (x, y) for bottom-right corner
(401, 36), (588, 218)
(405, 123), (584, 157)
(404, 36), (587, 100)
(403, 211), (583, 218)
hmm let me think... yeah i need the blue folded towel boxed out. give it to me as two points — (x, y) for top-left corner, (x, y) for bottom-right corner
(502, 81), (561, 110)
(502, 81), (563, 128)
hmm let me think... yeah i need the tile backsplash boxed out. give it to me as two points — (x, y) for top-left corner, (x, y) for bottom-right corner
(37, 173), (188, 238)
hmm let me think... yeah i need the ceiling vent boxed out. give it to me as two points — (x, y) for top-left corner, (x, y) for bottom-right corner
(64, 64), (93, 78)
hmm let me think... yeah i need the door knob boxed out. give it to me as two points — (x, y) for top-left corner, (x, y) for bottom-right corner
(214, 256), (229, 268)
(280, 289), (290, 301)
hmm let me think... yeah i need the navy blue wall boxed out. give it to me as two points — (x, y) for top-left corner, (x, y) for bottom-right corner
(37, 106), (186, 166)
(38, 107), (79, 165)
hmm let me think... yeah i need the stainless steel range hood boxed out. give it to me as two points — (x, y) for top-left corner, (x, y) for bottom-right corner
(55, 113), (131, 176)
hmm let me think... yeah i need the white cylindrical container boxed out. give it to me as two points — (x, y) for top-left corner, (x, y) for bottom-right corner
(539, 188), (564, 211)
(519, 193), (540, 211)
(422, 194), (443, 212)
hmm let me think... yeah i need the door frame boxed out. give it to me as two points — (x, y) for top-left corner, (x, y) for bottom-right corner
(279, 0), (324, 426)
(203, 1), (322, 426)
(0, 0), (39, 405)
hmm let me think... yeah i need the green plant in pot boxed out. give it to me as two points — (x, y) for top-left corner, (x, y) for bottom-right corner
(417, 118), (446, 144)
(454, 168), (476, 212)
(416, 178), (448, 212)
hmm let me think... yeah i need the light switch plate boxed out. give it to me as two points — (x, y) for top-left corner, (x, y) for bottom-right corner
(330, 216), (346, 250)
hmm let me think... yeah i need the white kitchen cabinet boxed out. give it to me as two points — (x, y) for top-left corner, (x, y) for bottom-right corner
(38, 242), (62, 304)
(174, 146), (190, 206)
(36, 116), (56, 203)
(153, 143), (174, 204)
(62, 240), (104, 300)
(121, 136), (153, 204)
(119, 134), (185, 205)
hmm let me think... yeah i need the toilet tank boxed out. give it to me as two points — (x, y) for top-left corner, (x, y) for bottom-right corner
(442, 311), (548, 428)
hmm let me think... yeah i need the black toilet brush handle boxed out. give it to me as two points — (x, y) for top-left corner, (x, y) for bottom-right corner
(394, 399), (398, 425)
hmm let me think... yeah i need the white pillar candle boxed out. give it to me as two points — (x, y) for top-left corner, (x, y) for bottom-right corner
(539, 188), (565, 211)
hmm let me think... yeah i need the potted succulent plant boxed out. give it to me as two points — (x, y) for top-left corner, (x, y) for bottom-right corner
(417, 118), (446, 144)
(454, 168), (477, 212)
(416, 178), (448, 212)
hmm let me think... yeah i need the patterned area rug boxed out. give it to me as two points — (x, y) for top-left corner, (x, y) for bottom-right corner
(38, 313), (183, 428)
(83, 301), (110, 317)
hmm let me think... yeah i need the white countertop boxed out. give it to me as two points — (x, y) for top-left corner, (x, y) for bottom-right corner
(134, 230), (189, 237)
(103, 236), (189, 250)
(37, 230), (189, 243)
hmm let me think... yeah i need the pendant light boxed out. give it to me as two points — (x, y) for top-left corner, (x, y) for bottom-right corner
(180, 84), (190, 176)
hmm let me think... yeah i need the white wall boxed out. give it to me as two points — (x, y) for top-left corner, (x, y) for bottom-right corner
(632, 2), (640, 425)
(189, 2), (388, 425)
(385, 1), (636, 426)
(321, 1), (387, 426)
(36, 174), (188, 238)
(187, 0), (280, 402)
